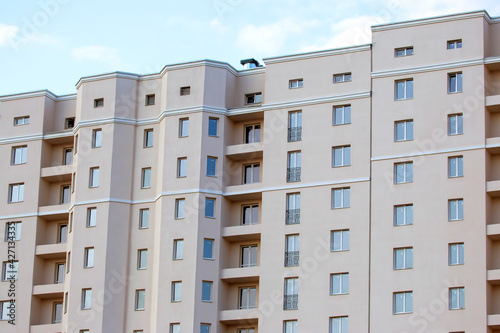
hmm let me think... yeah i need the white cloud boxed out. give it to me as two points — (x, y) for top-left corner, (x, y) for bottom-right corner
(0, 24), (19, 46)
(210, 18), (229, 34)
(71, 46), (120, 63)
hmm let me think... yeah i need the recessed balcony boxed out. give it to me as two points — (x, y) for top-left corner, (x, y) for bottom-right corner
(224, 183), (263, 201)
(40, 165), (72, 182)
(488, 314), (500, 329)
(30, 324), (63, 333)
(487, 94), (500, 112)
(488, 224), (500, 240)
(219, 308), (259, 325)
(221, 267), (260, 284)
(38, 204), (70, 218)
(222, 224), (261, 241)
(35, 243), (66, 259)
(487, 181), (500, 197)
(33, 283), (64, 298)
(225, 142), (263, 161)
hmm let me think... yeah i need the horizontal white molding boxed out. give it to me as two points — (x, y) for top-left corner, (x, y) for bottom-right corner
(227, 105), (264, 116)
(371, 144), (485, 161)
(372, 59), (484, 78)
(263, 44), (371, 64)
(0, 134), (43, 145)
(0, 213), (38, 221)
(485, 56), (500, 65)
(372, 10), (492, 32)
(262, 91), (371, 111)
(75, 71), (140, 89)
(0, 89), (76, 102)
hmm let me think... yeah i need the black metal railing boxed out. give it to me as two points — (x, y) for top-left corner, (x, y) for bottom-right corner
(284, 294), (298, 310)
(287, 167), (301, 182)
(286, 209), (300, 224)
(288, 127), (302, 142)
(285, 251), (299, 267)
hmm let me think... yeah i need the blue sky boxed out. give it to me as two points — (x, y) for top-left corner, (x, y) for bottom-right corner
(0, 0), (499, 96)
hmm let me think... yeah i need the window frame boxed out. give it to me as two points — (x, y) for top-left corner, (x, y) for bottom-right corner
(449, 243), (464, 265)
(179, 118), (189, 137)
(173, 239), (184, 260)
(205, 198), (216, 218)
(333, 73), (352, 83)
(93, 98), (104, 108)
(395, 79), (414, 100)
(201, 281), (213, 302)
(175, 199), (185, 219)
(243, 163), (260, 184)
(8, 183), (25, 203)
(92, 129), (102, 148)
(203, 239), (214, 260)
(330, 316), (348, 333)
(206, 156), (217, 177)
(448, 72), (463, 94)
(395, 46), (414, 57)
(331, 229), (350, 252)
(137, 249), (147, 270)
(447, 39), (463, 49)
(394, 119), (414, 142)
(171, 281), (182, 302)
(139, 208), (149, 229)
(333, 105), (351, 126)
(394, 162), (413, 184)
(208, 117), (219, 137)
(144, 129), (153, 148)
(89, 167), (99, 188)
(84, 247), (94, 268)
(87, 207), (97, 227)
(449, 287), (465, 310)
(81, 289), (92, 310)
(448, 113), (463, 135)
(394, 247), (413, 270)
(180, 86), (191, 96)
(11, 146), (27, 165)
(448, 156), (464, 178)
(330, 273), (349, 295)
(332, 145), (351, 167)
(135, 289), (145, 311)
(393, 291), (413, 314)
(5, 222), (21, 241)
(448, 199), (464, 221)
(13, 116), (30, 126)
(394, 204), (413, 226)
(289, 79), (303, 89)
(245, 92), (262, 105)
(145, 94), (155, 106)
(332, 188), (350, 209)
(242, 204), (259, 225)
(141, 167), (152, 189)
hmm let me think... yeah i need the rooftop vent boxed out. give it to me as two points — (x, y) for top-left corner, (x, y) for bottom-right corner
(240, 58), (262, 69)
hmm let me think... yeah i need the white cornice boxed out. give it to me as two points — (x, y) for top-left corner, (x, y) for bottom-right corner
(227, 105), (264, 116)
(0, 90), (76, 102)
(372, 10), (492, 32)
(262, 91), (371, 111)
(372, 59), (484, 78)
(263, 44), (371, 64)
(75, 71), (140, 89)
(371, 144), (485, 161)
(0, 131), (73, 145)
(485, 56), (500, 65)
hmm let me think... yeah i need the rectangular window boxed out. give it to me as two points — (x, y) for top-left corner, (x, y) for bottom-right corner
(201, 324), (211, 333)
(180, 86), (190, 96)
(449, 287), (465, 309)
(74, 134), (78, 154)
(332, 146), (351, 167)
(332, 188), (350, 209)
(94, 98), (104, 108)
(284, 320), (298, 333)
(285, 234), (300, 267)
(284, 278), (299, 310)
(145, 94), (155, 106)
(58, 224), (67, 243)
(449, 243), (464, 265)
(394, 247), (413, 269)
(331, 230), (349, 252)
(141, 168), (152, 188)
(245, 124), (261, 143)
(288, 111), (302, 142)
(447, 39), (462, 49)
(64, 292), (68, 313)
(202, 281), (213, 302)
(330, 273), (349, 295)
(67, 252), (71, 273)
(139, 209), (149, 229)
(394, 162), (413, 184)
(61, 185), (70, 204)
(175, 199), (185, 219)
(238, 328), (255, 333)
(55, 263), (65, 284)
(144, 129), (153, 147)
(395, 46), (414, 57)
(205, 198), (215, 218)
(138, 249), (147, 269)
(448, 114), (463, 135)
(448, 73), (463, 93)
(286, 193), (301, 225)
(287, 151), (301, 182)
(82, 289), (92, 309)
(92, 129), (102, 148)
(177, 157), (187, 178)
(53, 302), (62, 323)
(14, 116), (30, 126)
(207, 157), (217, 177)
(239, 287), (257, 309)
(11, 146), (27, 165)
(394, 204), (413, 226)
(8, 183), (24, 203)
(179, 118), (189, 137)
(172, 282), (182, 302)
(203, 239), (214, 259)
(241, 245), (258, 267)
(84, 248), (94, 268)
(65, 117), (75, 129)
(2, 261), (18, 281)
(0, 300), (15, 320)
(242, 204), (259, 225)
(244, 163), (260, 184)
(89, 167), (99, 187)
(69, 212), (73, 232)
(333, 73), (352, 83)
(170, 324), (180, 333)
(395, 79), (414, 100)
(245, 92), (262, 104)
(173, 239), (184, 260)
(330, 316), (348, 333)
(449, 156), (464, 178)
(333, 105), (351, 126)
(449, 199), (464, 221)
(395, 120), (413, 141)
(394, 291), (413, 314)
(135, 289), (145, 310)
(289, 79), (303, 89)
(87, 207), (97, 227)
(208, 117), (219, 137)
(5, 222), (21, 241)
(63, 148), (72, 165)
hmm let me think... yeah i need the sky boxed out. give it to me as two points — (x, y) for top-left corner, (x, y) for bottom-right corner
(0, 0), (499, 96)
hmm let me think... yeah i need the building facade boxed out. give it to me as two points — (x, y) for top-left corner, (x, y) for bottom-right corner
(0, 10), (499, 333)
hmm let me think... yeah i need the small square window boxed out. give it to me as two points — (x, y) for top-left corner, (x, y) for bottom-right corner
(395, 120), (413, 141)
(180, 86), (190, 96)
(394, 204), (413, 226)
(208, 117), (219, 137)
(139, 209), (149, 229)
(289, 79), (303, 89)
(448, 72), (463, 93)
(179, 118), (189, 137)
(449, 243), (464, 265)
(14, 116), (30, 126)
(332, 188), (350, 209)
(145, 94), (155, 106)
(448, 114), (463, 135)
(447, 39), (462, 49)
(394, 162), (413, 184)
(394, 291), (413, 314)
(65, 117), (75, 129)
(205, 198), (215, 218)
(330, 273), (349, 295)
(331, 230), (349, 251)
(245, 92), (262, 104)
(333, 73), (352, 83)
(170, 324), (181, 333)
(284, 320), (298, 333)
(333, 105), (351, 125)
(8, 183), (24, 203)
(94, 98), (104, 108)
(11, 146), (27, 165)
(332, 146), (351, 167)
(449, 287), (465, 309)
(203, 239), (214, 259)
(144, 129), (153, 147)
(448, 156), (464, 178)
(395, 79), (414, 100)
(394, 247), (413, 269)
(395, 47), (414, 57)
(449, 199), (464, 221)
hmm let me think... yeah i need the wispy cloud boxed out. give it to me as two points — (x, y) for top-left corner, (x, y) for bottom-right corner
(0, 24), (19, 46)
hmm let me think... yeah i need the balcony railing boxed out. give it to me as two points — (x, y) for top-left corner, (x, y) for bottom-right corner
(287, 167), (301, 182)
(285, 251), (299, 267)
(286, 209), (300, 224)
(288, 127), (302, 142)
(284, 294), (298, 310)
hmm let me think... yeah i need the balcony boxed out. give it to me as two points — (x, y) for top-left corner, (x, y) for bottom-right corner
(287, 167), (301, 182)
(33, 283), (64, 298)
(30, 324), (63, 333)
(284, 294), (298, 310)
(38, 204), (70, 218)
(487, 180), (500, 197)
(285, 251), (299, 267)
(40, 165), (72, 182)
(288, 127), (302, 142)
(286, 209), (300, 225)
(224, 183), (263, 201)
(226, 142), (263, 161)
(35, 243), (66, 259)
(221, 266), (260, 283)
(222, 224), (261, 241)
(488, 224), (500, 240)
(219, 308), (259, 325)
(489, 314), (500, 329)
(487, 94), (500, 112)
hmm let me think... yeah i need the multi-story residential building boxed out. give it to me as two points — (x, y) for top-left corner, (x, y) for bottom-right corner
(0, 9), (498, 333)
